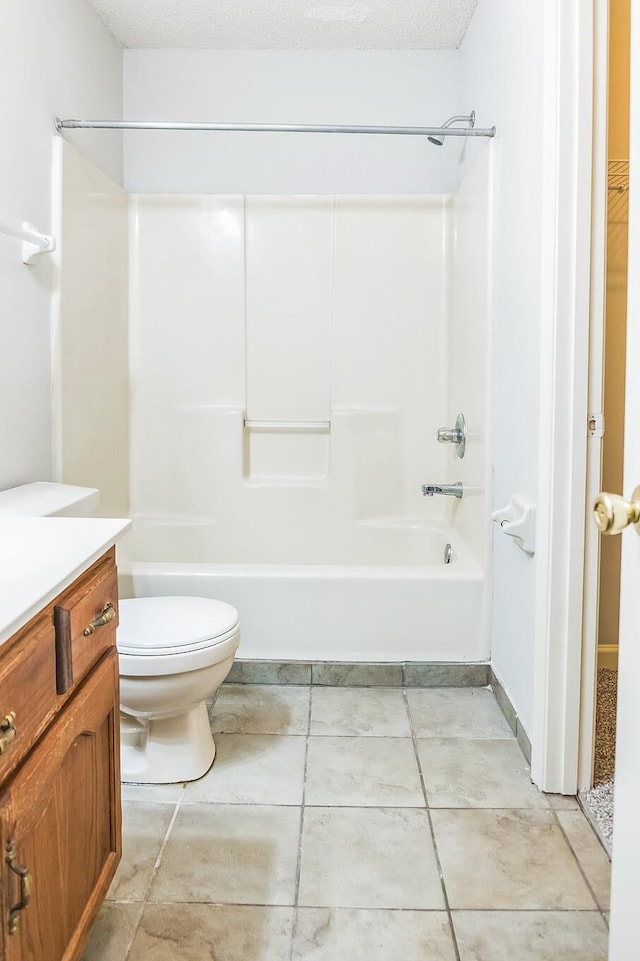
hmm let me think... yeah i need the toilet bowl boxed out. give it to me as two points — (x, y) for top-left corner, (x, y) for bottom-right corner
(117, 595), (240, 783)
(0, 482), (241, 785)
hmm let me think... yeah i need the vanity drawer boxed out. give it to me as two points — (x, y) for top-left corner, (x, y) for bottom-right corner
(0, 616), (58, 782)
(54, 556), (119, 696)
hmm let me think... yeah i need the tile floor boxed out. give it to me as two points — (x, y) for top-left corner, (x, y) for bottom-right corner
(83, 685), (611, 961)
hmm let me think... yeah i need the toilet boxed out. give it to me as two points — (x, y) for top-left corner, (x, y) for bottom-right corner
(0, 482), (240, 784)
(117, 595), (239, 783)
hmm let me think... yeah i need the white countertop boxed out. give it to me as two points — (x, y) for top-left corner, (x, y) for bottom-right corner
(0, 517), (132, 646)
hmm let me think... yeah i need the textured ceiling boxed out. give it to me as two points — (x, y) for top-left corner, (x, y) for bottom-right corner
(86, 0), (478, 49)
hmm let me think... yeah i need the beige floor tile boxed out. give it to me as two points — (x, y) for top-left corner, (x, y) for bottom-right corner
(81, 902), (142, 961)
(292, 908), (456, 960)
(182, 734), (307, 805)
(417, 738), (548, 808)
(406, 688), (514, 739)
(305, 736), (424, 807)
(453, 910), (609, 961)
(129, 904), (294, 961)
(310, 687), (411, 737)
(210, 684), (310, 735)
(107, 802), (176, 901)
(431, 809), (597, 909)
(557, 810), (611, 910)
(148, 803), (301, 905)
(298, 807), (444, 909)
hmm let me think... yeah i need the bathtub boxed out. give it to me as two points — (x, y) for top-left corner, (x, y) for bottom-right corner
(118, 526), (487, 663)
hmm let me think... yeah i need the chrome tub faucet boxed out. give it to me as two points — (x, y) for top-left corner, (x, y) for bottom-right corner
(422, 482), (464, 499)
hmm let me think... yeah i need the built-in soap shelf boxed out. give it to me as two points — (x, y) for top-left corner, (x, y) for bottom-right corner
(244, 416), (331, 480)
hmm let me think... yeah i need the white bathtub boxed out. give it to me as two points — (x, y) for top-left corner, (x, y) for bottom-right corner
(119, 527), (487, 663)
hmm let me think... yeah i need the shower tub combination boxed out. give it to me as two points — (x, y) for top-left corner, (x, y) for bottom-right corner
(119, 525), (486, 664)
(55, 138), (495, 670)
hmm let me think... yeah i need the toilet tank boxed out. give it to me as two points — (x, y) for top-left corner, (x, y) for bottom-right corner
(0, 482), (100, 517)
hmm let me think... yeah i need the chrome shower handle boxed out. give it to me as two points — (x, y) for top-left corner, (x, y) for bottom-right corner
(437, 427), (463, 444)
(436, 413), (466, 459)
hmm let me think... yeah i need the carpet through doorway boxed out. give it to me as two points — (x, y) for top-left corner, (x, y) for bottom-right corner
(582, 667), (618, 850)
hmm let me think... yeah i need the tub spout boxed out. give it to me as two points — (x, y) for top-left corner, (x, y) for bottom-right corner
(422, 482), (464, 499)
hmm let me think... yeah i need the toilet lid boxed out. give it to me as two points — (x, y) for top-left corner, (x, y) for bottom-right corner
(117, 596), (239, 655)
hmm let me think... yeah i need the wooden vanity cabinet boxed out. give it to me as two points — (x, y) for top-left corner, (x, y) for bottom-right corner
(0, 549), (121, 961)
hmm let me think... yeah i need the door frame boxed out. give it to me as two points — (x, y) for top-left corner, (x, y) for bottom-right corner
(531, 0), (605, 793)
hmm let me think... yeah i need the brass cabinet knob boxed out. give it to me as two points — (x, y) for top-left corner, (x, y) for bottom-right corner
(83, 602), (116, 636)
(0, 712), (17, 755)
(593, 487), (640, 535)
(6, 840), (31, 935)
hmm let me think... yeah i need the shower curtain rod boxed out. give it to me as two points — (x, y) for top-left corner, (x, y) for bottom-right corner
(54, 118), (496, 139)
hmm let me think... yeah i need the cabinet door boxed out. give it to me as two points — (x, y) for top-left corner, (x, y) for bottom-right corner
(0, 652), (121, 961)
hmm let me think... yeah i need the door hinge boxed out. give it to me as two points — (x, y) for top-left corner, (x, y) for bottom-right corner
(587, 412), (605, 438)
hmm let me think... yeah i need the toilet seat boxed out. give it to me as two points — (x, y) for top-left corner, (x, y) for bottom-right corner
(117, 596), (240, 677)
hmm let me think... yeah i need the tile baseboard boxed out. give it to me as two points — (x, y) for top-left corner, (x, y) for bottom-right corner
(490, 668), (532, 763)
(225, 659), (490, 689)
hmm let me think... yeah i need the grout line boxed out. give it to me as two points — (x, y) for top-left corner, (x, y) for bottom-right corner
(172, 799), (576, 811)
(288, 685), (313, 960)
(115, 897), (608, 913)
(121, 901), (145, 961)
(403, 687), (462, 961)
(120, 795), (184, 961)
(551, 807), (610, 924)
(141, 795), (184, 901)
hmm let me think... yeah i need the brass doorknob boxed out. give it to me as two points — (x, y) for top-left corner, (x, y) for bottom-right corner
(593, 486), (640, 535)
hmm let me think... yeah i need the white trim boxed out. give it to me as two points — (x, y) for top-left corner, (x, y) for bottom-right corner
(608, 4), (640, 946)
(531, 0), (595, 792)
(579, 0), (609, 791)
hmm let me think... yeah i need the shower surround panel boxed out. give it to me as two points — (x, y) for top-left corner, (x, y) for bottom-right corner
(127, 194), (451, 563)
(117, 163), (493, 662)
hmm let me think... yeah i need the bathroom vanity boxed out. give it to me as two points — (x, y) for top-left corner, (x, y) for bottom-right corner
(0, 517), (130, 961)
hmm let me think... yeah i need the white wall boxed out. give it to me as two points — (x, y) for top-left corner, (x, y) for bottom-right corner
(0, 0), (122, 491)
(123, 50), (464, 194)
(460, 0), (546, 735)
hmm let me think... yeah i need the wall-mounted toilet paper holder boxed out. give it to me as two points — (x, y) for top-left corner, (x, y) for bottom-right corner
(491, 494), (536, 556)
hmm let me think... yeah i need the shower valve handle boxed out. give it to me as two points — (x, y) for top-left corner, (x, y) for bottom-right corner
(437, 427), (462, 444)
(436, 413), (466, 459)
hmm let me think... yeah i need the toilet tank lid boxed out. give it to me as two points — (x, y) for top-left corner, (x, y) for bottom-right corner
(117, 596), (240, 653)
(0, 482), (100, 517)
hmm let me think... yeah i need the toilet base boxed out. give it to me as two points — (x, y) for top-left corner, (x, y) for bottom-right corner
(120, 701), (215, 784)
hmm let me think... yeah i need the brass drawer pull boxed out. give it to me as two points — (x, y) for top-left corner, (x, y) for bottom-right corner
(6, 841), (31, 935)
(0, 712), (16, 755)
(83, 602), (116, 636)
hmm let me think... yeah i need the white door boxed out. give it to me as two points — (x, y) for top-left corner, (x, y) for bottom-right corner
(601, 3), (640, 955)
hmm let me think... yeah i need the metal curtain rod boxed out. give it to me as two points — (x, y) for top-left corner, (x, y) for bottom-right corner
(55, 118), (496, 139)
